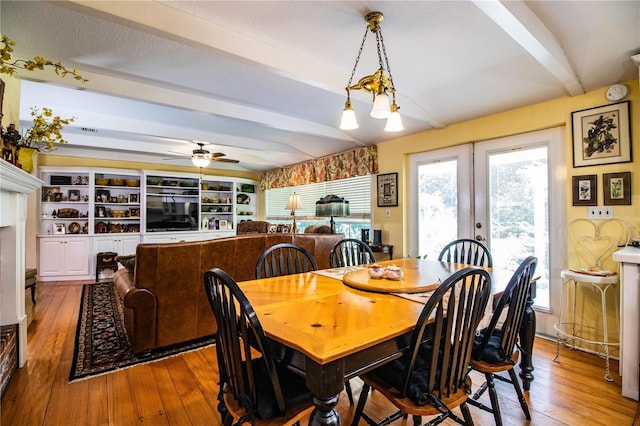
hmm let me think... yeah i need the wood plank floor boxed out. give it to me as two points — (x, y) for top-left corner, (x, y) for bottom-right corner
(2, 280), (639, 425)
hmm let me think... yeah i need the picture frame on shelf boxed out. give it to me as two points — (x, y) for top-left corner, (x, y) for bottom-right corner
(96, 206), (107, 218)
(268, 225), (277, 234)
(219, 220), (228, 230)
(603, 172), (631, 205)
(42, 186), (60, 202)
(68, 189), (81, 202)
(129, 207), (140, 218)
(52, 223), (65, 235)
(572, 101), (631, 167)
(129, 193), (139, 203)
(96, 189), (110, 203)
(571, 175), (597, 206)
(377, 172), (398, 207)
(53, 192), (63, 202)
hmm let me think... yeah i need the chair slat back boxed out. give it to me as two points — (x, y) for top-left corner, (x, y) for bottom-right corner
(204, 268), (286, 420)
(400, 267), (491, 402)
(438, 238), (493, 268)
(329, 238), (376, 268)
(255, 243), (318, 279)
(475, 256), (537, 363)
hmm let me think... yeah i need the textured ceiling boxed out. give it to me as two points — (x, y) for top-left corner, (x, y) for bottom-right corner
(1, 1), (638, 173)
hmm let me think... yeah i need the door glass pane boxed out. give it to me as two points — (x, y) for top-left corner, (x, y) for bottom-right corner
(417, 160), (458, 260)
(488, 147), (549, 309)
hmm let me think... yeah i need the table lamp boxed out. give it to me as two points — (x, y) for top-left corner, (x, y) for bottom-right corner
(315, 195), (349, 234)
(285, 192), (303, 233)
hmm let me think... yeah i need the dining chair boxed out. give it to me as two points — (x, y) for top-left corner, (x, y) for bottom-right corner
(255, 243), (318, 279)
(204, 268), (315, 425)
(438, 238), (493, 268)
(467, 256), (538, 426)
(329, 238), (376, 268)
(351, 267), (492, 426)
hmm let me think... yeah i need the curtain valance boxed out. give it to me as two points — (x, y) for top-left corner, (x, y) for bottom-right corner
(259, 145), (378, 190)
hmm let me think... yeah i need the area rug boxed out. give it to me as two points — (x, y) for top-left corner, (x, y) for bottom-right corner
(69, 282), (215, 382)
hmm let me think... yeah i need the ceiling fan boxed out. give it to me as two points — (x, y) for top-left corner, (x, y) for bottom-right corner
(166, 142), (239, 167)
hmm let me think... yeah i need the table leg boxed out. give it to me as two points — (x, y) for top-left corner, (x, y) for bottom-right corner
(306, 360), (342, 426)
(519, 289), (536, 390)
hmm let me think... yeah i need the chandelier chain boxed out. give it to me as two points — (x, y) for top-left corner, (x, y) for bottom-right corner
(347, 27), (370, 90)
(378, 29), (397, 102)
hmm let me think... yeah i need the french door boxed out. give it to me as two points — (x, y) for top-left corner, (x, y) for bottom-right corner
(408, 128), (566, 336)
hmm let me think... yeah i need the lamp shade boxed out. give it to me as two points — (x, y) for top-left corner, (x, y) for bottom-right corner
(192, 154), (211, 168)
(285, 192), (303, 211)
(370, 92), (390, 119)
(340, 108), (359, 130)
(384, 110), (404, 132)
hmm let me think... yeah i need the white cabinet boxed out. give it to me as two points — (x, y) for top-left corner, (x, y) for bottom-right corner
(141, 232), (203, 244)
(40, 169), (90, 236)
(93, 170), (142, 235)
(93, 234), (140, 256)
(38, 236), (90, 279)
(235, 180), (257, 227)
(201, 178), (235, 234)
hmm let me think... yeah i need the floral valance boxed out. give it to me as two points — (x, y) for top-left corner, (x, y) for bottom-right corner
(259, 145), (378, 190)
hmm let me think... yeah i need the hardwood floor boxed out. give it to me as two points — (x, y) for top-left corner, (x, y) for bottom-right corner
(2, 280), (639, 425)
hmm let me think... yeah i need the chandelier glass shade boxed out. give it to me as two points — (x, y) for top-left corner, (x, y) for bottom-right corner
(191, 146), (212, 168)
(339, 11), (404, 132)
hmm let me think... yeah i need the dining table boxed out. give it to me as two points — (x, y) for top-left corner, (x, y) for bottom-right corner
(235, 258), (536, 426)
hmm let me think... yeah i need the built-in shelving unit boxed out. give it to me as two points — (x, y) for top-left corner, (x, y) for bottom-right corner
(37, 166), (258, 280)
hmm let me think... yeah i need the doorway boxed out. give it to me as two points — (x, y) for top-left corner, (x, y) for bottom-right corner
(408, 128), (566, 334)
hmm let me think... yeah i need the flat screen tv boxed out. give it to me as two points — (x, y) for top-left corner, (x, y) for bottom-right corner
(146, 198), (198, 232)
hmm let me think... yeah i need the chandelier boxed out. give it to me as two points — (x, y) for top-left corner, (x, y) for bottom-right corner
(339, 11), (403, 132)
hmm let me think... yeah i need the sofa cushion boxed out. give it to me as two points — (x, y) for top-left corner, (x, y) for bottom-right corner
(116, 254), (136, 273)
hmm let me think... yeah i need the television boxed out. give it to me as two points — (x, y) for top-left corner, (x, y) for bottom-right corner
(146, 197), (198, 232)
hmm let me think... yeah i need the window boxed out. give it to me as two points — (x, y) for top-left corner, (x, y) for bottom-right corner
(265, 175), (371, 238)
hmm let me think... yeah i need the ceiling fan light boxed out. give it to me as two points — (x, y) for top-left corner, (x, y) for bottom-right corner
(192, 154), (211, 168)
(384, 103), (404, 132)
(370, 92), (390, 119)
(339, 100), (359, 130)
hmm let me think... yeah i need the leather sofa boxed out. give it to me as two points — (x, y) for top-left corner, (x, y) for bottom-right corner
(113, 233), (344, 353)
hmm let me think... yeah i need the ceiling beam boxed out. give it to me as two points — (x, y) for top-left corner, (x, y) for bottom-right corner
(472, 0), (584, 96)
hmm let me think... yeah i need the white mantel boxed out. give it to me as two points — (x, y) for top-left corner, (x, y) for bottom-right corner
(0, 160), (43, 367)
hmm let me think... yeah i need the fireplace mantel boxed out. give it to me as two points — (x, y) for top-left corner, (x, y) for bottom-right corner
(0, 160), (43, 367)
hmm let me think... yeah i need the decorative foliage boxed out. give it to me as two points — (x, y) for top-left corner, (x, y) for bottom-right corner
(21, 107), (76, 151)
(1, 34), (88, 82)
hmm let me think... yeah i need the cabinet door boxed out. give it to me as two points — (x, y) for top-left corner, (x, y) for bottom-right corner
(119, 235), (140, 255)
(39, 238), (67, 276)
(65, 238), (90, 275)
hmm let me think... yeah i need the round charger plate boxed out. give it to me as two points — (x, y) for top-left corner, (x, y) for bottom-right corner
(68, 222), (81, 234)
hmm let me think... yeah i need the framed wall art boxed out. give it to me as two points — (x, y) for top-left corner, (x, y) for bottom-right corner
(571, 175), (597, 206)
(572, 101), (631, 167)
(377, 172), (398, 207)
(603, 172), (631, 205)
(53, 223), (65, 235)
(68, 189), (80, 202)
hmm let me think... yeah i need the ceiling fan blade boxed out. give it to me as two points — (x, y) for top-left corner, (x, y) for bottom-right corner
(211, 152), (227, 158)
(213, 157), (240, 163)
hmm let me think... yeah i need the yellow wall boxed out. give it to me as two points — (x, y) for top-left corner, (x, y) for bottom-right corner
(374, 79), (640, 256)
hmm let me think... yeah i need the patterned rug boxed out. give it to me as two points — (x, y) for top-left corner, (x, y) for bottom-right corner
(69, 282), (215, 382)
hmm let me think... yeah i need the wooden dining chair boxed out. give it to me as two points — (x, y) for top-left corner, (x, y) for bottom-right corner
(351, 267), (492, 426)
(468, 256), (538, 426)
(438, 238), (493, 268)
(255, 243), (318, 279)
(204, 268), (315, 425)
(329, 238), (376, 268)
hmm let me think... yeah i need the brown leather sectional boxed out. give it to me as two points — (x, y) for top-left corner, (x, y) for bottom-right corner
(113, 233), (344, 353)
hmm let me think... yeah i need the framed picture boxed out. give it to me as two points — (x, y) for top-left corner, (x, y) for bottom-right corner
(219, 219), (228, 230)
(377, 172), (398, 207)
(572, 175), (597, 206)
(603, 172), (631, 205)
(53, 192), (64, 202)
(110, 196), (118, 203)
(281, 224), (291, 234)
(129, 207), (140, 218)
(572, 101), (631, 167)
(96, 189), (110, 203)
(268, 225), (277, 234)
(68, 189), (80, 202)
(96, 206), (107, 218)
(52, 223), (65, 235)
(42, 186), (60, 202)
(129, 193), (139, 203)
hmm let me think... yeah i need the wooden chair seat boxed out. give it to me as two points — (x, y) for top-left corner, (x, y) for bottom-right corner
(222, 393), (314, 426)
(470, 350), (520, 374)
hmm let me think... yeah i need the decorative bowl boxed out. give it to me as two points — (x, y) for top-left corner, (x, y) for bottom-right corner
(125, 179), (140, 187)
(110, 210), (127, 218)
(95, 178), (109, 186)
(109, 178), (125, 186)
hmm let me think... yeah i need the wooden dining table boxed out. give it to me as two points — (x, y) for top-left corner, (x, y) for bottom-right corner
(236, 258), (536, 426)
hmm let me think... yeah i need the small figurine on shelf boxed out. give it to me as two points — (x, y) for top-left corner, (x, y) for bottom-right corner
(52, 209), (57, 218)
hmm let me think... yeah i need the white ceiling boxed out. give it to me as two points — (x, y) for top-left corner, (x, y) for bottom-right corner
(1, 1), (638, 173)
